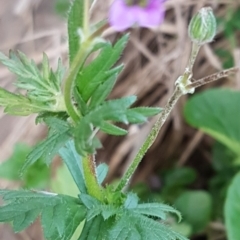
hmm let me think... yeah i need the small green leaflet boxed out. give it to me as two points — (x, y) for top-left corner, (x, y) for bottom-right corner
(77, 35), (129, 103)
(0, 87), (42, 115)
(88, 67), (123, 110)
(75, 96), (162, 155)
(0, 190), (86, 240)
(22, 117), (71, 172)
(75, 96), (136, 155)
(0, 51), (65, 114)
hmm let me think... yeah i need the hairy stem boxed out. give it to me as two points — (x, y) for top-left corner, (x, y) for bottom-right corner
(116, 87), (183, 192)
(82, 154), (103, 201)
(187, 67), (239, 89)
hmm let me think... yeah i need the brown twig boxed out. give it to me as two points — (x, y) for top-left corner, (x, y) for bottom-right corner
(187, 67), (239, 90)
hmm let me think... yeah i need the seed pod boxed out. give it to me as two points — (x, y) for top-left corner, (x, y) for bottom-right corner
(188, 7), (217, 45)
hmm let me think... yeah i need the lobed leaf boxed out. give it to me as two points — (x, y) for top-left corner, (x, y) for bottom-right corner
(0, 51), (65, 113)
(77, 35), (128, 102)
(75, 96), (136, 155)
(0, 87), (43, 115)
(88, 68), (123, 110)
(108, 211), (188, 240)
(22, 118), (71, 172)
(0, 190), (87, 240)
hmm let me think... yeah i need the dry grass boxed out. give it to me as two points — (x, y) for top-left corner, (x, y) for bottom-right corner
(0, 0), (239, 239)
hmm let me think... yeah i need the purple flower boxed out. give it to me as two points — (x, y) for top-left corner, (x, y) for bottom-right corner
(109, 0), (165, 31)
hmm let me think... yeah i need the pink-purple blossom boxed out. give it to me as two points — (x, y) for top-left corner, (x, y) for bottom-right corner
(109, 0), (165, 31)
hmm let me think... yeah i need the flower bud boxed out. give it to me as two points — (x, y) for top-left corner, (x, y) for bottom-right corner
(188, 7), (217, 45)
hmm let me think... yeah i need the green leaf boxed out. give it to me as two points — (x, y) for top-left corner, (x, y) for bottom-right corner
(174, 191), (212, 233)
(86, 204), (119, 221)
(79, 193), (101, 209)
(99, 122), (128, 136)
(184, 88), (240, 156)
(0, 51), (65, 113)
(108, 212), (188, 240)
(124, 192), (139, 209)
(0, 190), (87, 240)
(129, 107), (162, 117)
(68, 0), (85, 63)
(133, 203), (182, 222)
(126, 107), (162, 124)
(88, 67), (123, 109)
(225, 172), (240, 240)
(75, 96), (161, 155)
(75, 96), (137, 155)
(59, 140), (87, 193)
(78, 192), (186, 240)
(96, 163), (109, 184)
(0, 87), (41, 115)
(77, 35), (129, 102)
(22, 118), (71, 172)
(78, 215), (114, 240)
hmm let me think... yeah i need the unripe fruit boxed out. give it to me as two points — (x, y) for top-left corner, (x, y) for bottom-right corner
(188, 7), (217, 45)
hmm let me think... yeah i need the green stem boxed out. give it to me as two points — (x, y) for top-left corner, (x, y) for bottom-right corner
(116, 87), (183, 192)
(187, 42), (201, 73)
(82, 154), (103, 201)
(63, 42), (91, 123)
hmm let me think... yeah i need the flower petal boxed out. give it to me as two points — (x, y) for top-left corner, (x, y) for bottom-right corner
(109, 0), (137, 31)
(108, 0), (165, 31)
(135, 0), (165, 28)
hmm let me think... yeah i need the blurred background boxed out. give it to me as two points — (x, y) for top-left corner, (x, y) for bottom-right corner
(0, 0), (240, 239)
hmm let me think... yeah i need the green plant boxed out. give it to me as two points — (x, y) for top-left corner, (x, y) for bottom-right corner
(0, 1), (237, 239)
(184, 88), (240, 239)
